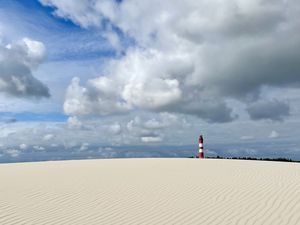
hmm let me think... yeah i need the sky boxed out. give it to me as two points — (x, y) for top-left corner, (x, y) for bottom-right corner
(1, 0), (300, 162)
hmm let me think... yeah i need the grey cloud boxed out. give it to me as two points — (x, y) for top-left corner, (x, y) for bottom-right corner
(39, 0), (105, 28)
(44, 0), (300, 122)
(223, 1), (286, 37)
(246, 100), (290, 121)
(4, 149), (20, 157)
(209, 36), (300, 99)
(4, 118), (17, 124)
(0, 39), (50, 98)
(141, 136), (162, 143)
(64, 77), (129, 116)
(0, 116), (17, 123)
(166, 99), (237, 123)
(176, 0), (286, 43)
(2, 110), (300, 162)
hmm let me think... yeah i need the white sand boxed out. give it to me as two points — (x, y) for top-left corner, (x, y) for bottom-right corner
(0, 158), (300, 225)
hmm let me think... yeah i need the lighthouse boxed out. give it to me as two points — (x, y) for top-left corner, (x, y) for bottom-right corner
(198, 135), (204, 159)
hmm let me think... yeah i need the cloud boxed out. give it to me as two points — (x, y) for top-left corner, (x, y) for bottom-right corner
(42, 0), (300, 122)
(143, 119), (165, 130)
(1, 112), (300, 161)
(246, 100), (290, 121)
(64, 77), (130, 116)
(0, 38), (50, 98)
(141, 136), (162, 143)
(33, 145), (45, 151)
(43, 134), (54, 141)
(21, 38), (46, 69)
(67, 116), (83, 129)
(0, 111), (190, 151)
(2, 117), (17, 124)
(269, 130), (279, 139)
(240, 135), (254, 140)
(19, 143), (27, 150)
(63, 49), (235, 122)
(125, 112), (187, 142)
(39, 0), (107, 28)
(79, 142), (89, 151)
(109, 122), (122, 135)
(143, 113), (180, 129)
(5, 149), (20, 157)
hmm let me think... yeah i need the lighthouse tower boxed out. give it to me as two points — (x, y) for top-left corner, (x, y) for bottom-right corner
(198, 135), (204, 159)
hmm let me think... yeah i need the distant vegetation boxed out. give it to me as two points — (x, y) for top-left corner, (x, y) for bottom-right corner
(190, 156), (300, 163)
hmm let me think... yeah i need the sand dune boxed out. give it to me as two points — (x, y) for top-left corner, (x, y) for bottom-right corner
(0, 158), (300, 225)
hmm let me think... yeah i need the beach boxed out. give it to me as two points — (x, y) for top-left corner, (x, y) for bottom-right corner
(0, 158), (299, 225)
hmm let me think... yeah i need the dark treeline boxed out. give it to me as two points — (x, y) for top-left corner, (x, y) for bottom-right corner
(190, 156), (300, 163)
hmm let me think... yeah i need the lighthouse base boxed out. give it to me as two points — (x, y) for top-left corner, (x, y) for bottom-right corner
(198, 152), (204, 159)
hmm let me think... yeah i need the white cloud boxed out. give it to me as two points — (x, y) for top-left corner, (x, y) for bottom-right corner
(64, 77), (130, 116)
(143, 113), (182, 129)
(240, 136), (254, 140)
(102, 26), (122, 52)
(21, 38), (46, 69)
(5, 149), (20, 157)
(19, 143), (27, 150)
(33, 145), (45, 151)
(0, 37), (50, 98)
(141, 136), (162, 143)
(109, 122), (122, 135)
(143, 118), (165, 130)
(67, 116), (83, 129)
(124, 113), (186, 143)
(269, 130), (279, 139)
(39, 0), (105, 28)
(1, 113), (300, 160)
(43, 134), (54, 141)
(98, 146), (113, 151)
(79, 142), (89, 151)
(46, 0), (300, 122)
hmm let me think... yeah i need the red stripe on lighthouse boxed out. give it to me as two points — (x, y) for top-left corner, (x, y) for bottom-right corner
(198, 135), (204, 159)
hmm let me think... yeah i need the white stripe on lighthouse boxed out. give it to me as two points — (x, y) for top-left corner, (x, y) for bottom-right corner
(198, 135), (204, 158)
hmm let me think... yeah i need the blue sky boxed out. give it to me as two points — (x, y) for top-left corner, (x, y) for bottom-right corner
(0, 0), (117, 61)
(1, 0), (300, 162)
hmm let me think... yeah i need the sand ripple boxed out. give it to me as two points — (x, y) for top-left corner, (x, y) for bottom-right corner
(0, 159), (300, 225)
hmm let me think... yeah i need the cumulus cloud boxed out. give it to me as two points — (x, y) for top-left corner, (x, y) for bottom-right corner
(39, 0), (106, 28)
(42, 0), (300, 122)
(33, 145), (45, 151)
(64, 77), (130, 116)
(2, 117), (17, 123)
(143, 113), (180, 129)
(125, 112), (186, 138)
(143, 119), (165, 130)
(21, 38), (46, 69)
(141, 136), (162, 143)
(240, 135), (254, 140)
(246, 100), (290, 121)
(5, 149), (20, 157)
(43, 134), (54, 141)
(0, 110), (192, 154)
(67, 116), (83, 129)
(0, 38), (50, 98)
(19, 143), (27, 150)
(269, 130), (279, 138)
(79, 142), (89, 151)
(108, 122), (122, 135)
(121, 112), (190, 144)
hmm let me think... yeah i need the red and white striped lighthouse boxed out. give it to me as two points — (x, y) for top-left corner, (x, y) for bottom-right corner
(198, 135), (204, 159)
